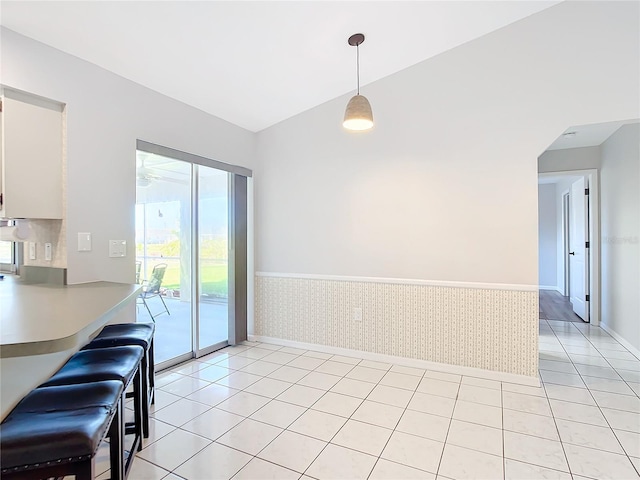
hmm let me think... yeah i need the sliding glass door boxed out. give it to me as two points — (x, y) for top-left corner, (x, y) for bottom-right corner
(135, 145), (245, 368)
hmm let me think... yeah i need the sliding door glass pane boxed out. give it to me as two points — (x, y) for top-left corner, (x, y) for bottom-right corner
(197, 164), (229, 350)
(136, 152), (192, 364)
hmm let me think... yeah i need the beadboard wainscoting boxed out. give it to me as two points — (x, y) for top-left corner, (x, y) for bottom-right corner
(255, 273), (539, 380)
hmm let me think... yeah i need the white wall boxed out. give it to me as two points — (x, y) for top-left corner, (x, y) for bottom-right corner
(538, 184), (557, 288)
(252, 1), (639, 378)
(600, 124), (640, 351)
(1, 28), (255, 284)
(539, 146), (601, 174)
(255, 1), (639, 286)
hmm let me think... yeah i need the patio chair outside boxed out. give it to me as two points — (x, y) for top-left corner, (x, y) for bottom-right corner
(139, 263), (170, 322)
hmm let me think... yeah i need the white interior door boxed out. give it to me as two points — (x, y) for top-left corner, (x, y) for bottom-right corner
(569, 177), (589, 321)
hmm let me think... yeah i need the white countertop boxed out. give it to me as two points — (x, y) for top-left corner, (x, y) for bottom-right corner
(0, 275), (140, 357)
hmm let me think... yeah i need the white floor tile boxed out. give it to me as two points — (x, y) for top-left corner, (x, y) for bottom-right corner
(446, 419), (503, 456)
(214, 355), (257, 370)
(569, 353), (611, 367)
(288, 408), (347, 441)
(453, 400), (502, 428)
(381, 431), (444, 473)
(233, 457), (300, 480)
(599, 349), (639, 361)
(395, 409), (450, 442)
(152, 398), (211, 427)
(216, 391), (271, 416)
(188, 365), (232, 383)
(254, 343), (283, 351)
(185, 383), (239, 407)
(416, 378), (460, 399)
(369, 459), (435, 480)
(332, 419), (393, 455)
(138, 429), (211, 471)
(315, 360), (355, 376)
(311, 391), (363, 417)
(257, 430), (327, 473)
(158, 376), (211, 396)
(575, 363), (621, 380)
(460, 377), (501, 390)
(149, 390), (182, 413)
(276, 384), (325, 407)
(180, 407), (244, 440)
(197, 351), (232, 364)
(629, 382), (640, 396)
(549, 399), (608, 426)
(171, 362), (210, 376)
(286, 356), (326, 371)
(359, 360), (392, 371)
(244, 378), (293, 398)
(539, 359), (579, 374)
(608, 358), (640, 371)
(217, 418), (282, 455)
(503, 430), (569, 472)
(602, 407), (640, 433)
(539, 351), (572, 363)
(409, 392), (455, 418)
(457, 384), (502, 407)
(330, 355), (361, 365)
(302, 350), (332, 360)
(173, 441), (252, 480)
(540, 370), (586, 388)
(215, 371), (263, 390)
(352, 400), (405, 429)
(380, 371), (421, 391)
(555, 418), (624, 453)
(592, 390), (640, 413)
(563, 443), (640, 479)
(261, 351), (300, 365)
(504, 459), (571, 479)
(235, 347), (274, 360)
(126, 457), (170, 480)
(142, 418), (176, 448)
(367, 384), (415, 408)
(240, 360), (281, 377)
(390, 365), (426, 377)
(503, 409), (559, 441)
(331, 377), (376, 399)
(155, 372), (185, 389)
(346, 365), (387, 383)
(250, 399), (307, 428)
(543, 383), (596, 405)
(614, 429), (640, 458)
(423, 370), (461, 383)
(619, 369), (640, 383)
(582, 375), (637, 395)
(297, 371), (342, 390)
(306, 443), (377, 480)
(502, 382), (546, 397)
(438, 444), (503, 480)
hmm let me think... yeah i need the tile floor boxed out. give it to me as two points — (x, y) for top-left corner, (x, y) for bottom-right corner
(97, 319), (639, 479)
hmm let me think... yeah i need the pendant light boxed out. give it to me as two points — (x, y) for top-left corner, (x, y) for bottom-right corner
(343, 33), (373, 131)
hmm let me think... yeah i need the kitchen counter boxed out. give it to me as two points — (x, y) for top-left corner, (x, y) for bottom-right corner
(0, 275), (140, 357)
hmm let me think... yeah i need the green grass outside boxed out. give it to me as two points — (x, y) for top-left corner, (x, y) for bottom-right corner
(144, 261), (228, 297)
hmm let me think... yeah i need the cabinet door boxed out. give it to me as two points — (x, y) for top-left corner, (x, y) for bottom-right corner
(1, 90), (63, 219)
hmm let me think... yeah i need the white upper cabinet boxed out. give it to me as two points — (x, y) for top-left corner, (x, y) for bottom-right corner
(1, 88), (64, 219)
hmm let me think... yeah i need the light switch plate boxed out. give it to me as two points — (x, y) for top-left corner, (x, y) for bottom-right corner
(78, 233), (92, 252)
(109, 240), (126, 258)
(29, 242), (36, 260)
(45, 243), (52, 261)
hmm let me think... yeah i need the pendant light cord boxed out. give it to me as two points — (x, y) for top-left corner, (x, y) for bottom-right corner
(356, 43), (360, 95)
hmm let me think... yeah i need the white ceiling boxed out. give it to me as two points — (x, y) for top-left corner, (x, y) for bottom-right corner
(546, 120), (639, 151)
(0, 1), (559, 132)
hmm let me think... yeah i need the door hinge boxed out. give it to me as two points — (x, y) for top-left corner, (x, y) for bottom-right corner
(586, 294), (590, 302)
(585, 241), (590, 248)
(585, 188), (590, 195)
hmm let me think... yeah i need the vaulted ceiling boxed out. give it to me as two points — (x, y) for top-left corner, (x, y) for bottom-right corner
(0, 1), (559, 132)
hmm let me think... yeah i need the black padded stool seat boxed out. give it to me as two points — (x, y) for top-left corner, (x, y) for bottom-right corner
(41, 345), (144, 388)
(0, 381), (124, 480)
(84, 323), (156, 438)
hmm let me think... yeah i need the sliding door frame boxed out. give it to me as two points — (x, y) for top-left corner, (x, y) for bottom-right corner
(137, 140), (252, 365)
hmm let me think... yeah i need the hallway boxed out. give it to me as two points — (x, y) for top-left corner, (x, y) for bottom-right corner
(540, 290), (586, 323)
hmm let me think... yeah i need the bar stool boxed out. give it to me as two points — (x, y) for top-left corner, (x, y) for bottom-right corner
(1, 381), (124, 480)
(40, 345), (145, 474)
(83, 323), (155, 437)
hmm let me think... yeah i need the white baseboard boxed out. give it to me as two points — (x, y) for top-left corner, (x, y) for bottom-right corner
(539, 285), (558, 291)
(249, 334), (540, 387)
(600, 324), (640, 360)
